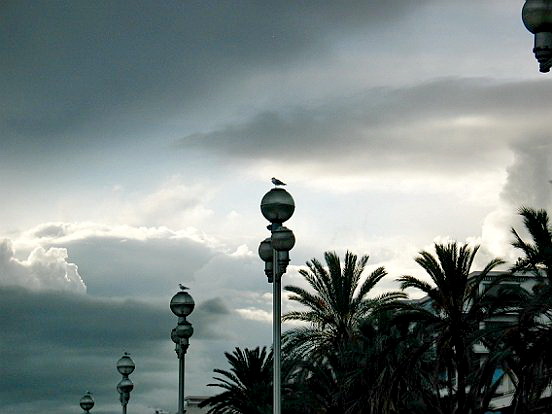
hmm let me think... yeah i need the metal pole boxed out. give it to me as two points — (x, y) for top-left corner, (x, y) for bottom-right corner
(273, 248), (281, 414)
(178, 349), (186, 414)
(122, 405), (127, 414)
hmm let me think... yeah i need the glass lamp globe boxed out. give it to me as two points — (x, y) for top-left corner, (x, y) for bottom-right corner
(170, 289), (195, 317)
(176, 320), (194, 339)
(80, 392), (94, 412)
(271, 226), (296, 252)
(523, 0), (552, 33)
(117, 353), (135, 376)
(258, 237), (273, 262)
(260, 188), (295, 224)
(117, 377), (134, 394)
(522, 0), (552, 72)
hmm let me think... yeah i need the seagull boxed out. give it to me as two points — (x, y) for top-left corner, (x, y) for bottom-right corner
(271, 177), (286, 186)
(179, 284), (189, 290)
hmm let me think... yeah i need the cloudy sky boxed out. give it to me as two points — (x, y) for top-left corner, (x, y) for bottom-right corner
(1, 1), (552, 413)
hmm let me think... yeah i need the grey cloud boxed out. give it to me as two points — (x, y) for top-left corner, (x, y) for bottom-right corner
(196, 297), (230, 315)
(22, 222), (270, 301)
(501, 137), (552, 209)
(0, 286), (233, 413)
(193, 252), (270, 293)
(32, 223), (69, 238)
(0, 289), (170, 349)
(192, 297), (232, 339)
(178, 78), (552, 174)
(1, 0), (429, 153)
(0, 287), (170, 411)
(58, 236), (216, 298)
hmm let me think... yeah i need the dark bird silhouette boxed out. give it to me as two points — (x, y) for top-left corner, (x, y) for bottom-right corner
(271, 177), (286, 186)
(179, 284), (189, 290)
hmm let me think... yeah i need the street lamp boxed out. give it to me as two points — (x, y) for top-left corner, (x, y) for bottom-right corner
(80, 391), (94, 414)
(117, 352), (135, 414)
(259, 185), (296, 414)
(170, 285), (195, 414)
(522, 0), (552, 72)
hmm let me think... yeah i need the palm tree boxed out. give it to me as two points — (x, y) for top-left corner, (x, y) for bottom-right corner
(283, 251), (403, 358)
(289, 357), (344, 413)
(511, 206), (552, 280)
(283, 250), (404, 412)
(200, 346), (310, 414)
(500, 321), (552, 414)
(199, 346), (273, 414)
(507, 207), (552, 413)
(396, 242), (505, 414)
(344, 310), (437, 414)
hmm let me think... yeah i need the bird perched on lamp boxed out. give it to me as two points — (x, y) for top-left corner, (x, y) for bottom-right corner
(271, 177), (286, 186)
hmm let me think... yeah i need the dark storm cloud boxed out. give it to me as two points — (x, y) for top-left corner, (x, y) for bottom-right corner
(192, 297), (232, 339)
(178, 78), (552, 173)
(0, 0), (429, 152)
(56, 236), (215, 297)
(0, 286), (230, 413)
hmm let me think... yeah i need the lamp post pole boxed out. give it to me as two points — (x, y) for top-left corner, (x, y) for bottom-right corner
(170, 285), (195, 414)
(80, 391), (95, 414)
(259, 184), (296, 414)
(116, 352), (135, 414)
(272, 247), (281, 414)
(522, 0), (552, 72)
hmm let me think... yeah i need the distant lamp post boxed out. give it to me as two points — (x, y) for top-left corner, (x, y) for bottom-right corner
(117, 352), (135, 414)
(80, 391), (95, 414)
(259, 184), (296, 414)
(170, 285), (195, 414)
(522, 0), (552, 72)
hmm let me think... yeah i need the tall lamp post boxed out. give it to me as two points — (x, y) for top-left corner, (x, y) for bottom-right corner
(522, 0), (552, 72)
(170, 285), (195, 414)
(80, 391), (94, 414)
(117, 352), (135, 414)
(259, 184), (296, 414)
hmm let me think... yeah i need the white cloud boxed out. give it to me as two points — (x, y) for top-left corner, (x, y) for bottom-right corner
(477, 136), (552, 268)
(124, 176), (216, 229)
(18, 221), (219, 250)
(480, 207), (519, 262)
(8, 218), (272, 302)
(235, 307), (272, 323)
(0, 239), (85, 293)
(501, 138), (552, 209)
(230, 244), (253, 257)
(10, 221), (222, 299)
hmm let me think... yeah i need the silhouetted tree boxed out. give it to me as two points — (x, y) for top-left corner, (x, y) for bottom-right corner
(283, 251), (403, 357)
(396, 242), (505, 414)
(283, 251), (404, 412)
(200, 346), (273, 414)
(344, 310), (436, 414)
(200, 346), (312, 414)
(511, 207), (552, 279)
(506, 207), (552, 414)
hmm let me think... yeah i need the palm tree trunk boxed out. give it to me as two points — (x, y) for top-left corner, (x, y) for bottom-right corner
(453, 337), (468, 414)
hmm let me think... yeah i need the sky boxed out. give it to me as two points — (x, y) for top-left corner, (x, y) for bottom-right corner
(1, 1), (552, 413)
